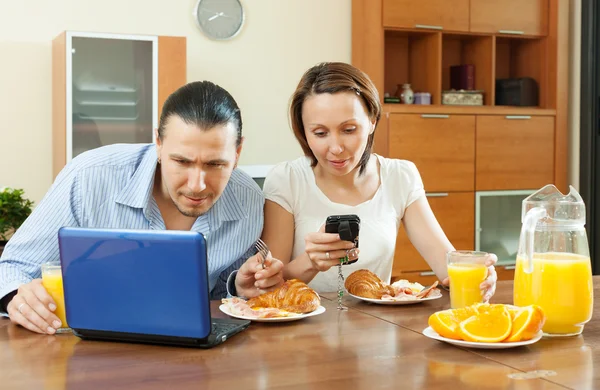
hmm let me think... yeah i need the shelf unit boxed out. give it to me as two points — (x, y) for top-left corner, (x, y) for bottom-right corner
(352, 0), (570, 283)
(52, 31), (187, 178)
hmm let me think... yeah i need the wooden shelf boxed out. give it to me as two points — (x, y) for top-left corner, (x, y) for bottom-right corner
(353, 0), (568, 283)
(382, 104), (556, 116)
(384, 30), (441, 104)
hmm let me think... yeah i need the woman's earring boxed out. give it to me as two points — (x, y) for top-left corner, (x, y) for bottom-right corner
(157, 157), (161, 164)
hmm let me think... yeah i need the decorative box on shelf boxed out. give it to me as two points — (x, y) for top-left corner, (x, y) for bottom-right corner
(442, 90), (484, 106)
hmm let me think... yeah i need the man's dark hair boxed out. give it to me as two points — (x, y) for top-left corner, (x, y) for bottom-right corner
(157, 81), (242, 146)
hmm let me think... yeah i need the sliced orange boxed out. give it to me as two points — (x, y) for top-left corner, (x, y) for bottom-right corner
(505, 305), (546, 342)
(429, 306), (479, 340)
(458, 305), (512, 343)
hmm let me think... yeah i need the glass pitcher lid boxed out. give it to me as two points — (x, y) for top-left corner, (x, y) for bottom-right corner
(522, 185), (586, 225)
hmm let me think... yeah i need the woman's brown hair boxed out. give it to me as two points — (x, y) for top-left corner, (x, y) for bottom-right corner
(289, 62), (381, 175)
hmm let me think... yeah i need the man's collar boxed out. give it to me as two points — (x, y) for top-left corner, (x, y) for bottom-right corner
(207, 173), (249, 231)
(114, 146), (157, 209)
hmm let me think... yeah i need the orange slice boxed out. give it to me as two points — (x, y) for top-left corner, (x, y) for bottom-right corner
(458, 305), (512, 343)
(505, 305), (546, 342)
(429, 306), (479, 340)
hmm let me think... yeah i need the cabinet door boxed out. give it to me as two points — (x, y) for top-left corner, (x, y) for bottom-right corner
(476, 116), (554, 191)
(389, 114), (475, 192)
(392, 192), (475, 276)
(495, 264), (516, 281)
(70, 36), (156, 161)
(383, 0), (470, 32)
(470, 0), (548, 36)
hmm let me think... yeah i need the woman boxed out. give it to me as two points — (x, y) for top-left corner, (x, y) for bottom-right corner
(261, 62), (496, 299)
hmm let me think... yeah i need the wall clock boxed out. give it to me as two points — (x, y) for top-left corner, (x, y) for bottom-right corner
(193, 0), (245, 40)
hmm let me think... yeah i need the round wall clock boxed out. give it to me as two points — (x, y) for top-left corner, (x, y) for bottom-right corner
(193, 0), (245, 40)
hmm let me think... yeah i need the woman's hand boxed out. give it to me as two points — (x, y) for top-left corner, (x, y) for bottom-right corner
(480, 253), (498, 302)
(441, 253), (498, 302)
(304, 225), (358, 272)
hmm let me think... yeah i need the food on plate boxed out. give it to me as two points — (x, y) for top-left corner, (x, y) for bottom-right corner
(345, 269), (441, 301)
(428, 303), (546, 343)
(221, 279), (320, 318)
(344, 269), (395, 299)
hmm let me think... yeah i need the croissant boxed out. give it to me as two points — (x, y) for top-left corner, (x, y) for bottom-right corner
(344, 269), (395, 299)
(247, 279), (321, 314)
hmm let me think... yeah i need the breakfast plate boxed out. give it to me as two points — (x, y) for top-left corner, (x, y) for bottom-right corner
(422, 326), (543, 349)
(348, 292), (442, 305)
(219, 304), (326, 323)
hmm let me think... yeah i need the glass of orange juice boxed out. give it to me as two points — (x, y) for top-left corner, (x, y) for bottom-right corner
(41, 261), (71, 333)
(447, 251), (488, 309)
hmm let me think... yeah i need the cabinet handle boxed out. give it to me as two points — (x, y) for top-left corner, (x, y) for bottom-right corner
(426, 193), (449, 197)
(420, 271), (436, 276)
(421, 114), (449, 119)
(505, 115), (532, 120)
(499, 30), (525, 35)
(415, 24), (443, 30)
(502, 265), (516, 270)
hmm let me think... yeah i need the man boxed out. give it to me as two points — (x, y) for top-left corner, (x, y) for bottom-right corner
(0, 81), (283, 334)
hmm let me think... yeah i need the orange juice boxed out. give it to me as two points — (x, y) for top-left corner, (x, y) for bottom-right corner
(514, 252), (593, 336)
(448, 263), (487, 309)
(41, 267), (68, 329)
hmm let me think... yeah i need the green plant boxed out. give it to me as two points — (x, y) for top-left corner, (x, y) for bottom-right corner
(0, 188), (34, 241)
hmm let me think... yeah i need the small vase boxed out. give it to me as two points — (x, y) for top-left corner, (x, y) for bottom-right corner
(400, 84), (414, 104)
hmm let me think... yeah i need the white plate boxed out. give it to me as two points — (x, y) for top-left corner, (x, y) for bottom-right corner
(348, 292), (442, 305)
(422, 326), (543, 349)
(218, 304), (326, 323)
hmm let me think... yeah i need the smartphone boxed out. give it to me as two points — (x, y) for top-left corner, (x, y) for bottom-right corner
(325, 214), (360, 265)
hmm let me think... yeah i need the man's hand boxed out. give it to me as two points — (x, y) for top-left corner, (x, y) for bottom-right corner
(7, 279), (62, 334)
(235, 253), (284, 298)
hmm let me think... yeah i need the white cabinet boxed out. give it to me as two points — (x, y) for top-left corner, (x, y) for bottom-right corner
(52, 31), (186, 177)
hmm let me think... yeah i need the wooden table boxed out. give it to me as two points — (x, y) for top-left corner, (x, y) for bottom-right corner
(323, 276), (600, 390)
(1, 280), (596, 389)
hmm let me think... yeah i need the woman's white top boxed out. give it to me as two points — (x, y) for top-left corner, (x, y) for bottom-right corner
(263, 154), (425, 293)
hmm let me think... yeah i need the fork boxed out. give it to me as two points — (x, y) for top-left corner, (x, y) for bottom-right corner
(255, 238), (269, 269)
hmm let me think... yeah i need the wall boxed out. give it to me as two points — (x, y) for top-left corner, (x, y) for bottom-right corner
(0, 0), (351, 203)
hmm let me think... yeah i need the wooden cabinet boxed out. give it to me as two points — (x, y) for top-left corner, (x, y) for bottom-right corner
(383, 0), (470, 32)
(476, 116), (555, 191)
(393, 192), (475, 276)
(353, 0), (569, 285)
(388, 114), (475, 192)
(470, 0), (549, 36)
(391, 270), (441, 285)
(52, 32), (186, 178)
(495, 264), (516, 281)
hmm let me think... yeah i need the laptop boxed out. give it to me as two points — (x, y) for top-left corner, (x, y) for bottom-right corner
(57, 227), (250, 348)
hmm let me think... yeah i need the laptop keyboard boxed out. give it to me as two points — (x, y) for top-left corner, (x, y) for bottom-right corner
(211, 321), (239, 335)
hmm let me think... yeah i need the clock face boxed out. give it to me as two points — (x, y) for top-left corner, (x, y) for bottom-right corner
(194, 0), (245, 40)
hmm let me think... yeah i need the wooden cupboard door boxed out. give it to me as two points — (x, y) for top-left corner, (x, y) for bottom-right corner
(470, 0), (549, 36)
(383, 0), (470, 32)
(389, 114), (475, 192)
(495, 264), (516, 281)
(391, 270), (441, 286)
(392, 192), (475, 276)
(476, 116), (555, 191)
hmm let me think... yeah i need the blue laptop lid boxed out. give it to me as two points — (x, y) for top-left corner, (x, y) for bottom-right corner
(58, 227), (212, 339)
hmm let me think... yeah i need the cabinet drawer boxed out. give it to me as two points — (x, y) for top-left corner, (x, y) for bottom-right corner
(389, 114), (475, 192)
(393, 192), (475, 275)
(383, 0), (469, 32)
(475, 116), (554, 191)
(495, 264), (516, 281)
(391, 270), (441, 286)
(470, 0), (548, 36)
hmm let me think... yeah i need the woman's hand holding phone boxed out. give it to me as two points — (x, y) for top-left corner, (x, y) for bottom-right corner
(304, 224), (359, 272)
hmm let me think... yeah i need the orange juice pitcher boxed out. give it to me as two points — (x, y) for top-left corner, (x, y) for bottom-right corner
(514, 184), (594, 336)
